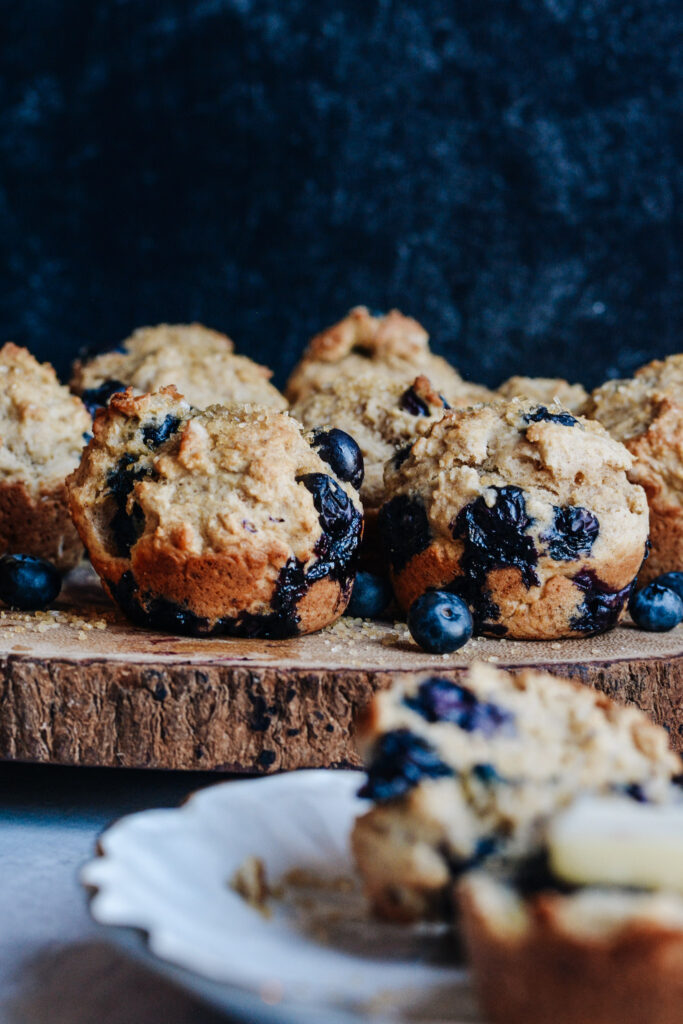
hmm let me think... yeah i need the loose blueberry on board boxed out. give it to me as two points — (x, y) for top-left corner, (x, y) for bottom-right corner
(0, 554), (61, 610)
(407, 591), (473, 654)
(404, 675), (515, 735)
(655, 572), (683, 602)
(358, 729), (453, 801)
(345, 571), (392, 619)
(629, 581), (683, 632)
(81, 378), (127, 416)
(311, 428), (364, 490)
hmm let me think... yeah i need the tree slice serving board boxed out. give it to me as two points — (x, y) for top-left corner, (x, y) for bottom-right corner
(1, 566), (682, 772)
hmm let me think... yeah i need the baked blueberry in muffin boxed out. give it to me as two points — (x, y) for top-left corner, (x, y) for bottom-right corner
(379, 398), (649, 639)
(292, 374), (454, 514)
(0, 343), (91, 570)
(71, 322), (287, 414)
(67, 388), (363, 637)
(293, 373), (468, 569)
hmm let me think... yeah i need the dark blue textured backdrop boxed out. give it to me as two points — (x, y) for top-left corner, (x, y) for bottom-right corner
(0, 1), (681, 386)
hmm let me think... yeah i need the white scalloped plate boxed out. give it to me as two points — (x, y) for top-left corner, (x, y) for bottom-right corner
(81, 770), (480, 1023)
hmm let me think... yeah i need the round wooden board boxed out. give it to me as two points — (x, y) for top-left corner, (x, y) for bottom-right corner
(1, 567), (682, 772)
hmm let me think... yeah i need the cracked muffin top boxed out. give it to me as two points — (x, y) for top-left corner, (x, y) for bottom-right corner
(71, 322), (287, 414)
(0, 342), (91, 490)
(284, 306), (478, 405)
(583, 353), (683, 441)
(383, 398), (647, 572)
(497, 375), (587, 413)
(67, 387), (363, 634)
(379, 398), (649, 638)
(292, 373), (452, 509)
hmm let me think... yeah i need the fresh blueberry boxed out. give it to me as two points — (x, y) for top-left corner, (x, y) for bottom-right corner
(407, 591), (473, 654)
(311, 428), (364, 490)
(358, 729), (453, 801)
(142, 414), (181, 449)
(345, 571), (392, 619)
(629, 581), (683, 632)
(81, 379), (127, 416)
(523, 405), (578, 427)
(404, 675), (515, 735)
(0, 554), (61, 610)
(543, 506), (599, 561)
(655, 572), (683, 602)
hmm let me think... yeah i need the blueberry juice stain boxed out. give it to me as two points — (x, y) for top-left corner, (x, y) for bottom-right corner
(449, 486), (539, 633)
(570, 568), (634, 635)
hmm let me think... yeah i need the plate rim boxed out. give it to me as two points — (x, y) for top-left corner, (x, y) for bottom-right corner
(81, 770), (399, 1024)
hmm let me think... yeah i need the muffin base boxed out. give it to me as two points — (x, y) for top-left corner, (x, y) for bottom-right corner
(459, 879), (683, 1024)
(0, 480), (83, 571)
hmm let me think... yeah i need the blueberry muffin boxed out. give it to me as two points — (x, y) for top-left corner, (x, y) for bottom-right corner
(284, 306), (488, 405)
(497, 375), (587, 413)
(0, 343), (90, 570)
(583, 354), (683, 583)
(71, 322), (287, 415)
(379, 398), (649, 639)
(351, 662), (680, 922)
(460, 795), (683, 1024)
(292, 374), (452, 514)
(67, 388), (363, 636)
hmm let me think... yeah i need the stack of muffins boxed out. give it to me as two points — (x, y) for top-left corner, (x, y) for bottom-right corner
(1, 308), (682, 1019)
(0, 308), (680, 641)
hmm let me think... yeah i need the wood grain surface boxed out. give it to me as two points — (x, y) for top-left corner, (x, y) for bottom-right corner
(1, 567), (682, 771)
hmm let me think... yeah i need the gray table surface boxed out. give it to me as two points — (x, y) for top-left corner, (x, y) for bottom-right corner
(1, 761), (233, 1024)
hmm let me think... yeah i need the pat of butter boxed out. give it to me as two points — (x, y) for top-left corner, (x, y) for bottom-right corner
(548, 796), (683, 894)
